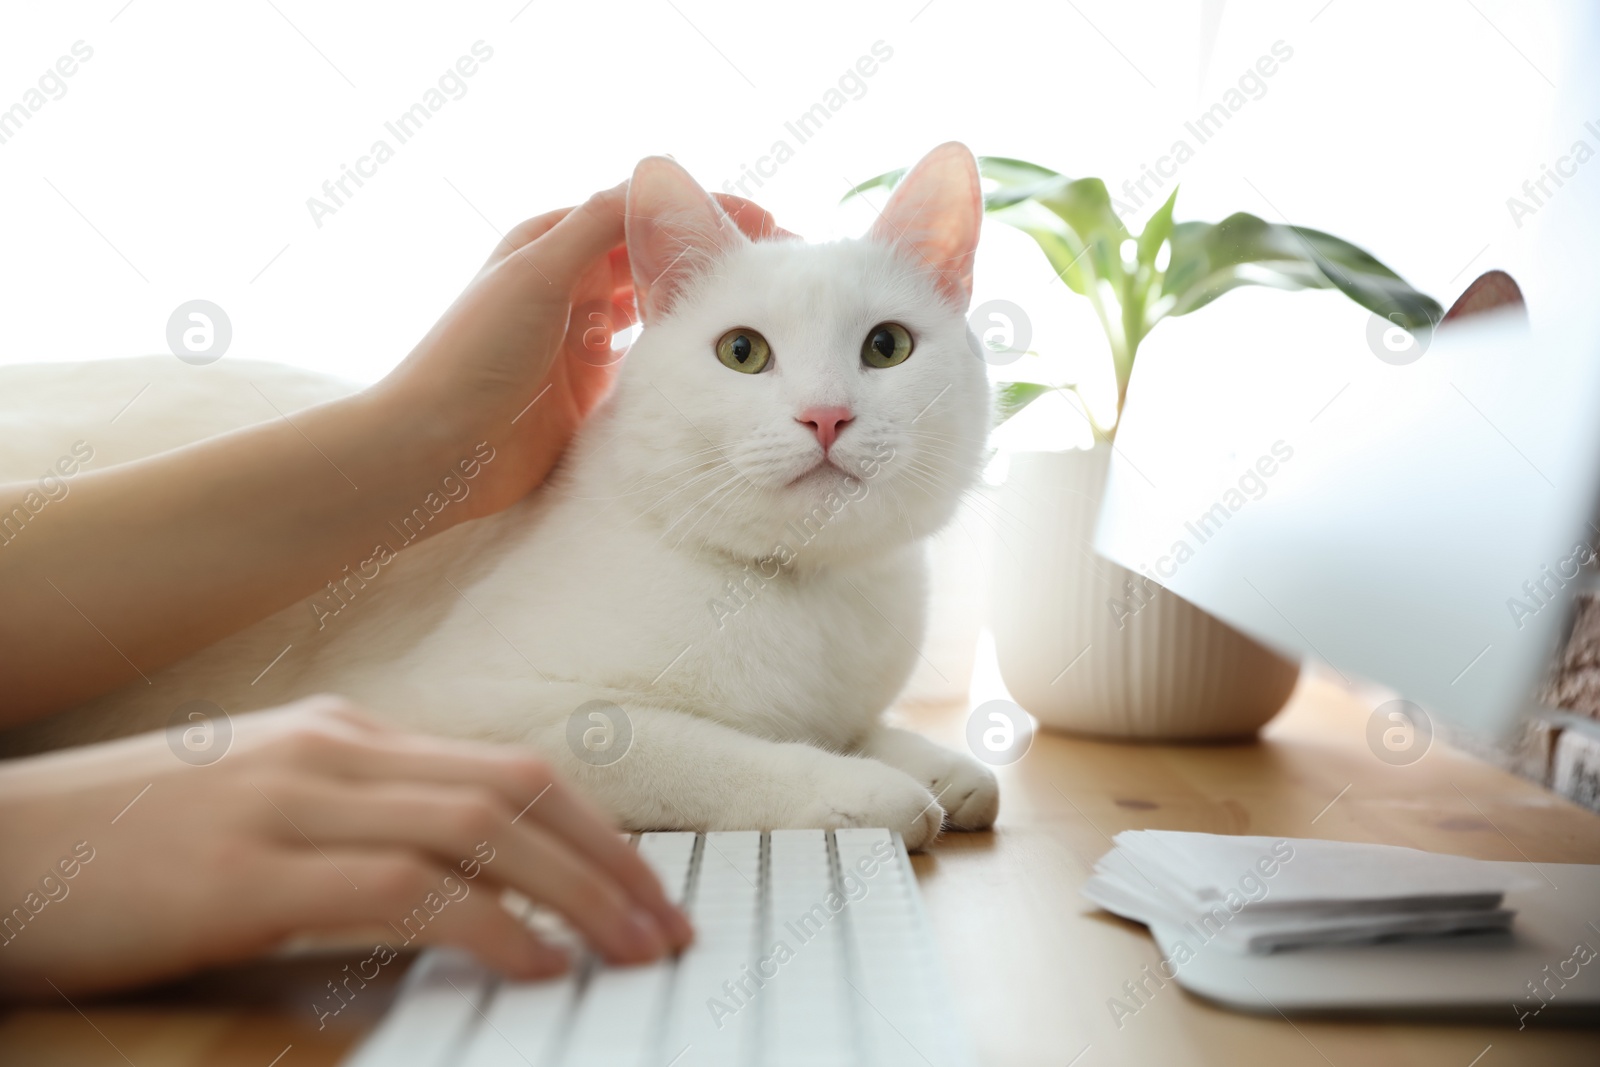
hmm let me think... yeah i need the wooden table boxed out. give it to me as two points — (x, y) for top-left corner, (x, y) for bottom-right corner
(5, 672), (1599, 1066)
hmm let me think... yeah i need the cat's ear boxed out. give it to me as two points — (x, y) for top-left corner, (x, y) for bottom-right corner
(867, 141), (982, 309)
(626, 156), (746, 322)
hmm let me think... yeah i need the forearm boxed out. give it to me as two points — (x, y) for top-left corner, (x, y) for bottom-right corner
(0, 386), (481, 724)
(0, 180), (664, 726)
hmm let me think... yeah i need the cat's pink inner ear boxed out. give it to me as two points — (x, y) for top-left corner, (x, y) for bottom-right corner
(626, 157), (745, 322)
(867, 142), (983, 309)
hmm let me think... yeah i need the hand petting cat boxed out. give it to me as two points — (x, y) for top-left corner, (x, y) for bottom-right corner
(375, 185), (796, 524)
(0, 181), (789, 722)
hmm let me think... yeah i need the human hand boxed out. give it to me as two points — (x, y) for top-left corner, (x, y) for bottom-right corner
(0, 173), (785, 723)
(374, 182), (792, 524)
(0, 698), (692, 999)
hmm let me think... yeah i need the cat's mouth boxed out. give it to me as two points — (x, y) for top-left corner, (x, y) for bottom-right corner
(785, 458), (851, 488)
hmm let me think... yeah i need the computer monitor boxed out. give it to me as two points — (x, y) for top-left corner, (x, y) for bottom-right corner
(1093, 14), (1600, 740)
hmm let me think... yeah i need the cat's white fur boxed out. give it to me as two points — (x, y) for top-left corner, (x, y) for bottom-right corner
(0, 144), (998, 849)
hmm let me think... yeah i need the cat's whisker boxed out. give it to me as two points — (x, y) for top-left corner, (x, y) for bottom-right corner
(902, 424), (986, 440)
(894, 472), (944, 504)
(673, 478), (756, 554)
(564, 457), (730, 543)
(900, 430), (986, 451)
(566, 456), (736, 548)
(895, 462), (958, 504)
(884, 483), (920, 542)
(903, 454), (965, 482)
(896, 447), (966, 473)
(640, 459), (737, 513)
(957, 485), (1036, 536)
(648, 461), (737, 517)
(624, 444), (731, 483)
(624, 442), (731, 479)
(693, 473), (761, 543)
(897, 437), (986, 463)
(563, 446), (728, 503)
(625, 446), (735, 492)
(876, 461), (965, 497)
(945, 494), (1013, 548)
(656, 470), (748, 546)
(900, 454), (982, 475)
(668, 483), (747, 556)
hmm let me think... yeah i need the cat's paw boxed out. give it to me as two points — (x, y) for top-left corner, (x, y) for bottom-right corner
(925, 752), (999, 832)
(806, 759), (943, 851)
(863, 730), (1000, 832)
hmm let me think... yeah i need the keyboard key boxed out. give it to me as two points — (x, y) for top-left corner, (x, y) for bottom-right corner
(639, 831), (697, 906)
(456, 974), (576, 1067)
(656, 831), (763, 1066)
(765, 830), (855, 1066)
(561, 962), (677, 1066)
(342, 949), (492, 1067)
(341, 829), (976, 1067)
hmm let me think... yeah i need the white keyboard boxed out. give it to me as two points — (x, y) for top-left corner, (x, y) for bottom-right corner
(342, 829), (974, 1067)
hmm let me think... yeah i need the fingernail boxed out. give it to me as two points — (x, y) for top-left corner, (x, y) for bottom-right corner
(624, 908), (667, 959)
(518, 939), (570, 980)
(665, 906), (695, 948)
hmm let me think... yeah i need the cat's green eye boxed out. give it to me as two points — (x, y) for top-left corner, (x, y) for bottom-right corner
(862, 322), (913, 368)
(716, 328), (771, 374)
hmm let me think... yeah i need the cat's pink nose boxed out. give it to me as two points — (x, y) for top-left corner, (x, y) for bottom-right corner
(796, 406), (853, 453)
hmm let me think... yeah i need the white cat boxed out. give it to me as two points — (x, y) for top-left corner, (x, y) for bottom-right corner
(0, 143), (998, 849)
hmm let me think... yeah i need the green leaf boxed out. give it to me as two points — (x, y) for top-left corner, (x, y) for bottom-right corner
(1137, 187), (1178, 268)
(982, 176), (1068, 212)
(840, 168), (907, 203)
(1290, 225), (1444, 330)
(985, 177), (1134, 307)
(845, 157), (1068, 213)
(977, 156), (1063, 185)
(1162, 213), (1441, 330)
(976, 156), (1069, 211)
(1031, 178), (1132, 307)
(990, 210), (1095, 296)
(1035, 177), (1131, 246)
(994, 381), (1053, 426)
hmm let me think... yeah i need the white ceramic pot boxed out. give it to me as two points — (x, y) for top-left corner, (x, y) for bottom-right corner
(991, 446), (1300, 739)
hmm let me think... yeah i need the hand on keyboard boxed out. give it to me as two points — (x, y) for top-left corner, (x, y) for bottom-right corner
(0, 697), (693, 998)
(348, 829), (977, 1067)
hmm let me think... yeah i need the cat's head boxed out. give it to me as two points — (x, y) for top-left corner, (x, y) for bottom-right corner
(602, 142), (990, 567)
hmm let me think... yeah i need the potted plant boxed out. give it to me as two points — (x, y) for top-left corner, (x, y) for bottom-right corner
(848, 158), (1442, 738)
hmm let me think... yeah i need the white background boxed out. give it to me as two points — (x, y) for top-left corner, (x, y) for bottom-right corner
(0, 0), (1580, 418)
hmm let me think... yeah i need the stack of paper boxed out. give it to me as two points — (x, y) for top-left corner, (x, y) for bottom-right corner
(1083, 831), (1542, 954)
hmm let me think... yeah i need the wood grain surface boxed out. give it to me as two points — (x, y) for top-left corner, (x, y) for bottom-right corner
(4, 672), (1598, 1066)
